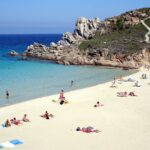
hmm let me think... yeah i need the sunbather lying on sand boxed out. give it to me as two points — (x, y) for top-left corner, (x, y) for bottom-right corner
(76, 126), (100, 133)
(41, 111), (54, 120)
(5, 119), (11, 127)
(117, 92), (127, 97)
(22, 114), (30, 122)
(94, 101), (104, 107)
(10, 117), (21, 125)
(128, 92), (136, 96)
(117, 91), (137, 97)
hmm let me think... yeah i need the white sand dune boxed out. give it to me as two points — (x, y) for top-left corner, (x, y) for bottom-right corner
(0, 67), (150, 150)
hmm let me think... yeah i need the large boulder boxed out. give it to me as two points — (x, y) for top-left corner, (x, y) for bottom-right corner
(74, 17), (100, 39)
(62, 32), (76, 44)
(50, 42), (57, 48)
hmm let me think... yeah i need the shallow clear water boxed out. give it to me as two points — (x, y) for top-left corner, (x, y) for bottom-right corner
(0, 34), (136, 106)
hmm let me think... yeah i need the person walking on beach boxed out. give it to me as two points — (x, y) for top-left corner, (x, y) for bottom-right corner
(6, 90), (9, 99)
(111, 77), (116, 88)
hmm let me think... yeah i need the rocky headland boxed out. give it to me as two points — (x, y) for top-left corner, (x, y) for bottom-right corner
(23, 8), (150, 69)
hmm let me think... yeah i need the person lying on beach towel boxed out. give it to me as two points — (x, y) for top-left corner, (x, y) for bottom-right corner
(128, 92), (136, 96)
(22, 114), (30, 122)
(117, 92), (127, 97)
(10, 118), (21, 125)
(76, 127), (100, 133)
(41, 111), (54, 120)
(4, 119), (11, 127)
(94, 101), (104, 107)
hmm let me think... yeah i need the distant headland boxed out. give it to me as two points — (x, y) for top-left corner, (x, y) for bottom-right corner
(20, 8), (150, 69)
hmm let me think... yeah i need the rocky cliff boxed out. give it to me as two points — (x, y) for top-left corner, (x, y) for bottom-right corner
(24, 8), (150, 69)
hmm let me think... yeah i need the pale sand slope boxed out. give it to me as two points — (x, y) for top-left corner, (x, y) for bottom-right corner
(0, 68), (150, 150)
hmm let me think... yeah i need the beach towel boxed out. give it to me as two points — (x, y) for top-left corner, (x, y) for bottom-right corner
(0, 139), (23, 149)
(10, 139), (23, 145)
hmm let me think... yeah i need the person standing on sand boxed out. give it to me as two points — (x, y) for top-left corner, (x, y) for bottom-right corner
(6, 90), (9, 99)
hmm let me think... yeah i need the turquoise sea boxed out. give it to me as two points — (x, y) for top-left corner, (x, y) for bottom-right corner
(0, 34), (136, 107)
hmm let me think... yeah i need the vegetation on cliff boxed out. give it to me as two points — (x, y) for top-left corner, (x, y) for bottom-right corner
(79, 23), (148, 55)
(145, 18), (150, 27)
(79, 8), (150, 56)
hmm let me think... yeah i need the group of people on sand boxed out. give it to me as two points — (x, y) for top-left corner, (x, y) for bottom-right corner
(110, 74), (144, 89)
(3, 89), (101, 133)
(4, 111), (55, 127)
(4, 114), (30, 127)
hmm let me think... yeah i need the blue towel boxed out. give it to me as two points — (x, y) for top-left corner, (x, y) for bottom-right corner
(9, 139), (23, 145)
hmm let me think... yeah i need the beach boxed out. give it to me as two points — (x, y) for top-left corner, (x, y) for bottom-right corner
(0, 67), (150, 150)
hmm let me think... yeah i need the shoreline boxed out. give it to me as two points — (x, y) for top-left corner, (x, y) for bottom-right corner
(0, 67), (137, 108)
(0, 67), (150, 150)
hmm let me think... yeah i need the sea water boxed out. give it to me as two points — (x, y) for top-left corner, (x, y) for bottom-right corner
(0, 34), (136, 106)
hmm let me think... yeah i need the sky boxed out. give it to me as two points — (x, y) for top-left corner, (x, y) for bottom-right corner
(0, 0), (149, 34)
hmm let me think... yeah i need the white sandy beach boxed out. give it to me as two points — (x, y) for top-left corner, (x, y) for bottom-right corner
(0, 67), (150, 150)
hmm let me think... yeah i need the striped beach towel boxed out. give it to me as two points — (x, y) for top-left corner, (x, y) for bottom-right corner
(0, 139), (23, 149)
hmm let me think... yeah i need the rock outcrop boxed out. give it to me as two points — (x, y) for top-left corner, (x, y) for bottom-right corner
(74, 17), (100, 40)
(23, 8), (150, 69)
(8, 50), (19, 56)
